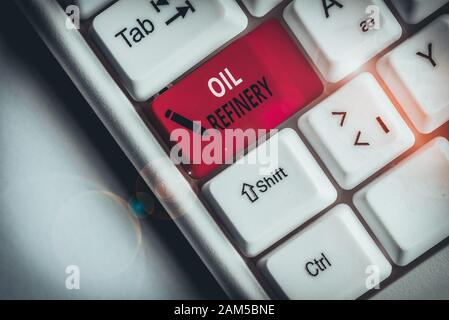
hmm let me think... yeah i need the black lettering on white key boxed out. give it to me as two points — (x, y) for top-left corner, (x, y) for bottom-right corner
(114, 18), (155, 48)
(354, 131), (370, 146)
(241, 168), (289, 203)
(376, 116), (390, 134)
(360, 17), (376, 32)
(91, 0), (248, 101)
(331, 111), (347, 127)
(322, 0), (343, 19)
(416, 43), (437, 67)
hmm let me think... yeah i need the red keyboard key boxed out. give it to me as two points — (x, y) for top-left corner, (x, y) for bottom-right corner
(150, 20), (323, 179)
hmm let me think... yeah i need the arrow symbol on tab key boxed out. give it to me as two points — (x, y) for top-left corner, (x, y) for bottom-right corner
(331, 111), (347, 127)
(354, 131), (370, 146)
(165, 0), (195, 26)
(242, 183), (259, 203)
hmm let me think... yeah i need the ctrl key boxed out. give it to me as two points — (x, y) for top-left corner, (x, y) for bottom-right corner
(258, 205), (392, 300)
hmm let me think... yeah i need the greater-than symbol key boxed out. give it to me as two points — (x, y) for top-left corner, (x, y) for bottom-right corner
(203, 129), (337, 256)
(152, 20), (323, 179)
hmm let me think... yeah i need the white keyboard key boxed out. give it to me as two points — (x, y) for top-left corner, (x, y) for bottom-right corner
(354, 137), (449, 266)
(259, 204), (392, 299)
(242, 0), (283, 17)
(91, 0), (248, 101)
(377, 15), (449, 134)
(391, 0), (449, 24)
(299, 73), (415, 190)
(202, 129), (337, 257)
(283, 0), (402, 82)
(62, 0), (114, 19)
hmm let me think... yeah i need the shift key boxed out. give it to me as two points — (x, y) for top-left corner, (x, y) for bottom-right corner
(151, 20), (323, 179)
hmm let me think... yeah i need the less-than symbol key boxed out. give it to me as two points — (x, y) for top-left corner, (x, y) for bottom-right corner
(322, 0), (344, 19)
(332, 112), (389, 145)
(165, 0), (195, 26)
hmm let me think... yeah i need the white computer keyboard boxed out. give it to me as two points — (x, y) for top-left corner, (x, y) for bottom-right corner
(61, 0), (449, 299)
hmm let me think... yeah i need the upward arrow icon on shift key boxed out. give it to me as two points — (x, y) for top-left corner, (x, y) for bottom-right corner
(151, 0), (170, 13)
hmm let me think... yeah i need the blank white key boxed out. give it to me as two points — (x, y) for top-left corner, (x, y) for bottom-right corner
(378, 15), (449, 134)
(299, 73), (415, 190)
(202, 129), (337, 257)
(61, 0), (114, 19)
(391, 0), (449, 24)
(283, 0), (402, 82)
(91, 0), (247, 101)
(354, 137), (449, 266)
(259, 204), (392, 299)
(241, 0), (283, 17)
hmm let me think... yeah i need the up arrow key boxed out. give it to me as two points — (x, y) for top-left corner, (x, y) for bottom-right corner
(242, 183), (259, 203)
(165, 0), (195, 26)
(151, 0), (170, 13)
